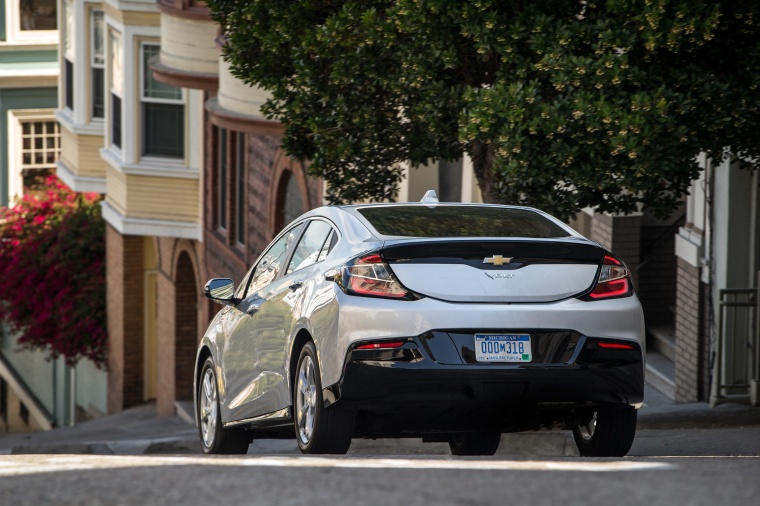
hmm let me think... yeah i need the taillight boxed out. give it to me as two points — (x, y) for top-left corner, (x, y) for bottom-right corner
(596, 342), (635, 350)
(355, 340), (406, 350)
(586, 255), (633, 300)
(340, 253), (416, 299)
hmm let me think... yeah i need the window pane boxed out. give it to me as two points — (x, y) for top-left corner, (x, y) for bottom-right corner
(357, 206), (571, 238)
(20, 0), (57, 31)
(218, 128), (227, 229)
(112, 94), (122, 148)
(143, 102), (184, 157)
(92, 11), (105, 65)
(63, 1), (73, 57)
(92, 68), (105, 118)
(19, 119), (60, 173)
(286, 220), (333, 275)
(110, 32), (122, 96)
(142, 44), (182, 101)
(236, 132), (245, 244)
(65, 59), (74, 110)
(246, 223), (305, 297)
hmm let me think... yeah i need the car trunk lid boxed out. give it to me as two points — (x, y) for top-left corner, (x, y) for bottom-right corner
(382, 240), (603, 303)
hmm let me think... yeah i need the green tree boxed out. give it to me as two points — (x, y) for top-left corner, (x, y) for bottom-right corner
(210, 0), (760, 220)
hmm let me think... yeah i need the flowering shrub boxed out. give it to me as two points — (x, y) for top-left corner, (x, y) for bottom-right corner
(0, 176), (106, 368)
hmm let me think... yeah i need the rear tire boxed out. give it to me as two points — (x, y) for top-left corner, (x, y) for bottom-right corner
(449, 432), (501, 456)
(571, 406), (637, 457)
(197, 358), (250, 455)
(294, 342), (355, 454)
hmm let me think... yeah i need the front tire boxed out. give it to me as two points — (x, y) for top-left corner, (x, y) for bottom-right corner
(294, 342), (355, 454)
(197, 358), (250, 454)
(449, 432), (501, 456)
(571, 406), (637, 457)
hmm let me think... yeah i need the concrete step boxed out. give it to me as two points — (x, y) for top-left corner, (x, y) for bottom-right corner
(648, 324), (676, 361)
(646, 350), (675, 401)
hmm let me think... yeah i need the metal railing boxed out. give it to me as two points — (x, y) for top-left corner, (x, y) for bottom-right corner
(711, 288), (759, 406)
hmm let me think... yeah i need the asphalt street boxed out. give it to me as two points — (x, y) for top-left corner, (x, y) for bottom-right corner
(0, 385), (758, 505)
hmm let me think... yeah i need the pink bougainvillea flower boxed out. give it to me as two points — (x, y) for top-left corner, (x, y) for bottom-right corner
(0, 175), (106, 368)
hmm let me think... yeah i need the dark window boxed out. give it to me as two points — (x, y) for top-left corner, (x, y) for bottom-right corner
(142, 102), (184, 157)
(218, 128), (227, 230)
(357, 206), (571, 238)
(92, 68), (105, 118)
(286, 220), (333, 275)
(20, 0), (57, 30)
(111, 93), (121, 148)
(64, 59), (74, 110)
(236, 133), (246, 245)
(91, 10), (104, 119)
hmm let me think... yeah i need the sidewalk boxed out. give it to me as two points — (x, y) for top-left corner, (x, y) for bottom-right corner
(0, 388), (758, 457)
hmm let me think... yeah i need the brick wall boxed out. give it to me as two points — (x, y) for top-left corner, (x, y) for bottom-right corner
(589, 213), (642, 290)
(155, 238), (203, 417)
(248, 134), (282, 256)
(675, 257), (706, 402)
(204, 128), (322, 283)
(156, 265), (175, 417)
(106, 225), (145, 413)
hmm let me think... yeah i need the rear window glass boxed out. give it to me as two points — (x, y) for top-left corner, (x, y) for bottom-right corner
(356, 206), (570, 238)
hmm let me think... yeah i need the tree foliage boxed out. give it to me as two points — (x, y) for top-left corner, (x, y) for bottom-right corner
(210, 0), (760, 220)
(0, 177), (106, 367)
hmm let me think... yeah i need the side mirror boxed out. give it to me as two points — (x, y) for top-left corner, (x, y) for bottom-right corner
(204, 278), (237, 305)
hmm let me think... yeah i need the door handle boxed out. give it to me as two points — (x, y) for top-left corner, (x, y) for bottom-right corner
(246, 304), (260, 317)
(289, 280), (304, 291)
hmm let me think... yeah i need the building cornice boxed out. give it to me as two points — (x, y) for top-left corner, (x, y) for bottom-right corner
(101, 201), (202, 241)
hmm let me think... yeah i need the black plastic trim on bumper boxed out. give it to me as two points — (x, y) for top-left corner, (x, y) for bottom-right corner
(323, 334), (643, 435)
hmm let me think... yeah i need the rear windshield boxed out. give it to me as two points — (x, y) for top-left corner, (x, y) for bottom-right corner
(356, 205), (571, 238)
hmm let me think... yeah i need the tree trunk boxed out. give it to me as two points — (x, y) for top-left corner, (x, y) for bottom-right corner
(470, 141), (499, 204)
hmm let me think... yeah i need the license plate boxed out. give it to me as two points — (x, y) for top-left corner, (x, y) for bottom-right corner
(474, 334), (532, 362)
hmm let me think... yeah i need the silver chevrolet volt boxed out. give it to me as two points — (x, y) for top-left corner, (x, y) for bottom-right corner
(194, 193), (645, 457)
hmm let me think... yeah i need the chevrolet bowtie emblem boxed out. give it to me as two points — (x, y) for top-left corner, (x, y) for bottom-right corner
(483, 255), (512, 266)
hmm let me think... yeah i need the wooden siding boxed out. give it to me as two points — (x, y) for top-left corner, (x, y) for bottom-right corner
(103, 3), (160, 27)
(126, 176), (199, 222)
(106, 166), (200, 223)
(60, 128), (107, 179)
(106, 167), (128, 216)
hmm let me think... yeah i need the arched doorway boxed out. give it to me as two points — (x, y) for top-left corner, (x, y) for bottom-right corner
(174, 251), (198, 402)
(269, 151), (311, 239)
(274, 169), (306, 231)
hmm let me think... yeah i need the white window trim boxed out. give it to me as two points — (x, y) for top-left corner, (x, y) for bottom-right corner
(6, 0), (58, 45)
(6, 108), (59, 202)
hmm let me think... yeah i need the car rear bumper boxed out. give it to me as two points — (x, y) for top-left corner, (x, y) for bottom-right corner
(318, 291), (645, 387)
(324, 335), (643, 437)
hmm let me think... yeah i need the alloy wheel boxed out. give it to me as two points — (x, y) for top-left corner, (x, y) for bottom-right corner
(200, 368), (218, 448)
(296, 355), (317, 445)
